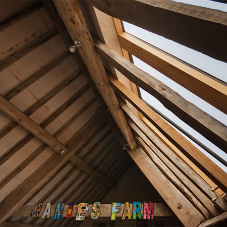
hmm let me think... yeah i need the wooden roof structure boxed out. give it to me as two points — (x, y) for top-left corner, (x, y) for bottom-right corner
(0, 0), (226, 227)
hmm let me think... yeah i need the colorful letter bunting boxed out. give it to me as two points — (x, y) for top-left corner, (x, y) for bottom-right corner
(90, 202), (101, 219)
(67, 203), (74, 219)
(41, 202), (51, 219)
(31, 202), (43, 219)
(133, 202), (142, 219)
(76, 203), (89, 220)
(143, 201), (154, 219)
(122, 202), (131, 220)
(111, 202), (121, 220)
(37, 201), (154, 221)
(53, 203), (64, 220)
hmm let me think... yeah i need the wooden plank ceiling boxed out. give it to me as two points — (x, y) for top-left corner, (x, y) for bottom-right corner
(0, 1), (132, 226)
(0, 0), (227, 227)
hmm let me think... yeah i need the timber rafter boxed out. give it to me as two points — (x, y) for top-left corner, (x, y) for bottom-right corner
(52, 0), (137, 150)
(95, 39), (227, 153)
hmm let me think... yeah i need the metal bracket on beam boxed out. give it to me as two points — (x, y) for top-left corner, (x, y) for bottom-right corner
(69, 40), (81, 53)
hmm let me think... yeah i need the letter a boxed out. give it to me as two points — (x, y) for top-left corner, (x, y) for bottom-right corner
(111, 202), (121, 220)
(41, 203), (51, 218)
(122, 202), (131, 220)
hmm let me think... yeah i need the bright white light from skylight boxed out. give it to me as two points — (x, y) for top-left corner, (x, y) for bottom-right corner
(123, 2), (227, 172)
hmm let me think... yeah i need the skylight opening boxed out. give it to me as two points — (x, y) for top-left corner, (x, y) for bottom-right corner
(122, 20), (227, 172)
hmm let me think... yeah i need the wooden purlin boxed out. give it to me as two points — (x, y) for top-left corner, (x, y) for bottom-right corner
(3, 51), (70, 100)
(109, 76), (227, 192)
(53, 0), (137, 150)
(95, 38), (227, 153)
(43, 0), (105, 107)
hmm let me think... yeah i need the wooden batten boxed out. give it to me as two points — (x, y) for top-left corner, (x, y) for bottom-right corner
(0, 114), (105, 224)
(95, 39), (227, 153)
(53, 0), (137, 150)
(109, 76), (227, 192)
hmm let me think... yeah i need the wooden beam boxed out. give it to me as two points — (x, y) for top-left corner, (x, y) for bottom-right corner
(0, 96), (97, 190)
(0, 83), (90, 165)
(118, 32), (227, 114)
(52, 0), (136, 150)
(43, 0), (105, 106)
(88, 0), (227, 62)
(0, 95), (68, 155)
(198, 211), (227, 227)
(109, 76), (227, 192)
(12, 203), (173, 218)
(95, 39), (227, 153)
(136, 137), (215, 219)
(69, 155), (116, 190)
(0, 114), (105, 224)
(141, 116), (225, 198)
(121, 102), (227, 212)
(127, 146), (205, 227)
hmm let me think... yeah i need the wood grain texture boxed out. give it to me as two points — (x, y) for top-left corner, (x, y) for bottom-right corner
(95, 39), (227, 152)
(198, 211), (227, 227)
(0, 95), (67, 154)
(53, 0), (136, 150)
(0, 114), (104, 224)
(109, 76), (227, 192)
(121, 102), (227, 212)
(119, 32), (227, 114)
(127, 146), (205, 227)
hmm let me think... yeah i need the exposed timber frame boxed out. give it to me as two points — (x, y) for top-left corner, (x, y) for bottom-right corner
(120, 101), (227, 212)
(0, 115), (115, 224)
(88, 0), (227, 63)
(118, 32), (227, 114)
(126, 146), (205, 227)
(109, 76), (227, 192)
(95, 39), (227, 153)
(0, 95), (68, 155)
(52, 0), (137, 150)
